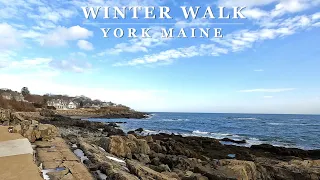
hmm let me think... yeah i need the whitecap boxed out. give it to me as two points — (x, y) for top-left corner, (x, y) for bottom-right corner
(192, 130), (210, 134)
(234, 117), (259, 120)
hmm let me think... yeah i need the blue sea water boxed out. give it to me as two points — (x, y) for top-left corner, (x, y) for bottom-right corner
(87, 112), (320, 150)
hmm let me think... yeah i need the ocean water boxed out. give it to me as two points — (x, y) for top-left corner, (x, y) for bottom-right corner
(87, 113), (320, 150)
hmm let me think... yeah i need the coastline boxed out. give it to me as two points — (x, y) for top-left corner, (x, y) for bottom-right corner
(2, 109), (320, 179)
(40, 113), (320, 179)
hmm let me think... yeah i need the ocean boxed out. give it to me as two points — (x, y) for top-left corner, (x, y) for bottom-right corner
(87, 112), (320, 150)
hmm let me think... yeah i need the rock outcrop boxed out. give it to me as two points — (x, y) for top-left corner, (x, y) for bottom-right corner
(99, 135), (151, 159)
(13, 120), (58, 142)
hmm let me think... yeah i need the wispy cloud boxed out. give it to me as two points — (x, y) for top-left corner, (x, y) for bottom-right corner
(254, 69), (264, 72)
(115, 12), (319, 66)
(239, 88), (295, 93)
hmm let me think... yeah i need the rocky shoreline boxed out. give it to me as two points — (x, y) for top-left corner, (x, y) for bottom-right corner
(42, 113), (320, 180)
(55, 109), (149, 119)
(1, 109), (320, 180)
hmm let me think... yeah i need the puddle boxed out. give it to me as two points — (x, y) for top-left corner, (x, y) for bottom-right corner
(74, 149), (89, 163)
(227, 154), (236, 158)
(96, 170), (107, 180)
(41, 167), (66, 180)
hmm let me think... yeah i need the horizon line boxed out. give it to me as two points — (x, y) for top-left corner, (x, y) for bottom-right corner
(143, 111), (320, 116)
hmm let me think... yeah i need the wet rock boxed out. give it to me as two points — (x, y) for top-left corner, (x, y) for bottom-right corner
(127, 131), (136, 135)
(220, 138), (246, 144)
(135, 128), (144, 133)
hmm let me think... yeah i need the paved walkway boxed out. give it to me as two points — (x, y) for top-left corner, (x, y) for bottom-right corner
(0, 126), (43, 180)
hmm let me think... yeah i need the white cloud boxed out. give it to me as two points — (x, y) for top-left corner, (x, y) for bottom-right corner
(239, 88), (295, 93)
(175, 18), (212, 28)
(77, 40), (94, 51)
(10, 58), (52, 68)
(0, 57), (52, 69)
(254, 69), (264, 72)
(218, 0), (278, 7)
(114, 45), (228, 66)
(242, 8), (269, 19)
(41, 26), (93, 46)
(49, 59), (92, 73)
(0, 23), (21, 50)
(99, 27), (170, 56)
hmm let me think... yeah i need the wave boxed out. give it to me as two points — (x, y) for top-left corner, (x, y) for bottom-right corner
(162, 118), (190, 122)
(232, 117), (260, 120)
(291, 118), (309, 121)
(268, 123), (320, 126)
(192, 130), (210, 134)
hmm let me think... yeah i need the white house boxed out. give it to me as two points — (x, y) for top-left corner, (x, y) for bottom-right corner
(47, 99), (68, 109)
(67, 102), (77, 109)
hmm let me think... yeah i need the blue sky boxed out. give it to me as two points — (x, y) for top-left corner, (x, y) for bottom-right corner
(0, 0), (320, 114)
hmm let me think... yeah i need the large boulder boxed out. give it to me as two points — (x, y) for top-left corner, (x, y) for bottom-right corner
(0, 108), (12, 122)
(126, 160), (177, 180)
(254, 157), (320, 180)
(0, 108), (22, 125)
(218, 160), (257, 180)
(99, 135), (151, 159)
(13, 120), (58, 142)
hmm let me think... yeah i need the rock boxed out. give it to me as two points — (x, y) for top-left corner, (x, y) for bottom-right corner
(220, 138), (246, 144)
(159, 164), (171, 172)
(108, 122), (119, 127)
(146, 136), (153, 143)
(150, 142), (164, 153)
(136, 139), (151, 155)
(182, 172), (209, 180)
(126, 160), (177, 180)
(128, 134), (137, 141)
(135, 128), (144, 133)
(219, 159), (257, 180)
(108, 136), (131, 158)
(127, 131), (136, 135)
(251, 144), (310, 158)
(133, 154), (151, 164)
(194, 165), (237, 180)
(13, 120), (58, 142)
(254, 157), (320, 180)
(151, 157), (161, 166)
(0, 108), (22, 125)
(39, 108), (55, 117)
(149, 164), (171, 173)
(78, 139), (140, 180)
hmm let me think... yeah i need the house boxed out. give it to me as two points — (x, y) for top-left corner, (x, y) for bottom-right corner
(47, 99), (68, 109)
(47, 99), (79, 109)
(101, 101), (115, 107)
(67, 102), (77, 109)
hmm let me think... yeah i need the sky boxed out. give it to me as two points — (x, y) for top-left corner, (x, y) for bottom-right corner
(0, 0), (320, 114)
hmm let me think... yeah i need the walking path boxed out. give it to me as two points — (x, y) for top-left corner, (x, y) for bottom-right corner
(0, 126), (43, 180)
